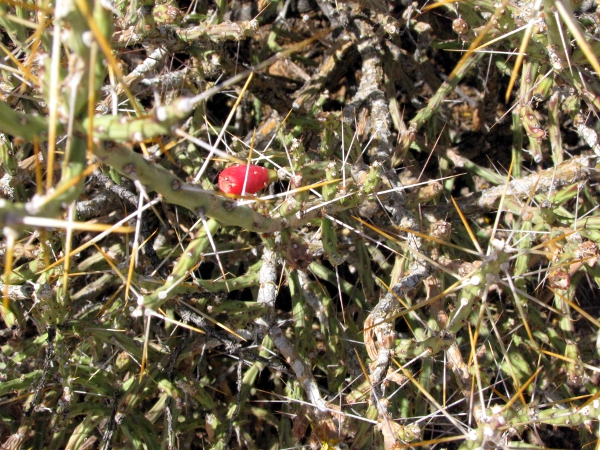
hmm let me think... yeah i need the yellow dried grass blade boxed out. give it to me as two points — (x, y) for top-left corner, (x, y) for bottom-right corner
(533, 347), (600, 373)
(353, 215), (480, 257)
(3, 0), (51, 13)
(72, 0), (142, 115)
(46, 12), (62, 191)
(1, 229), (16, 323)
(38, 162), (101, 208)
(61, 204), (76, 304)
(489, 155), (515, 249)
(20, 217), (134, 233)
(448, 0), (510, 82)
(140, 313), (151, 380)
(0, 41), (39, 85)
(549, 288), (600, 329)
(502, 366), (542, 412)
(40, 204), (156, 273)
(472, 23), (529, 52)
(393, 358), (470, 436)
(420, 0), (458, 11)
(147, 308), (206, 335)
(450, 196), (483, 254)
(177, 299), (245, 341)
(87, 41), (98, 153)
(95, 285), (124, 319)
(504, 14), (536, 102)
(363, 276), (466, 333)
(555, 0), (600, 75)
(32, 137), (44, 196)
(92, 243), (129, 285)
(395, 435), (465, 448)
(526, 228), (578, 252)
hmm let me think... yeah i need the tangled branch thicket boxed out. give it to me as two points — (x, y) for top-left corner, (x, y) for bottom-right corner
(1, 0), (600, 448)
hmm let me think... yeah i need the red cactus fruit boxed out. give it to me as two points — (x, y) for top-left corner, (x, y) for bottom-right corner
(218, 164), (270, 195)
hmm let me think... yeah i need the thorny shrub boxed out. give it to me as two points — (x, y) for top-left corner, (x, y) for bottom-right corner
(1, 0), (600, 449)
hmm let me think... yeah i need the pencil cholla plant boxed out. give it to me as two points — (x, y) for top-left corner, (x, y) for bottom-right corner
(0, 0), (600, 449)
